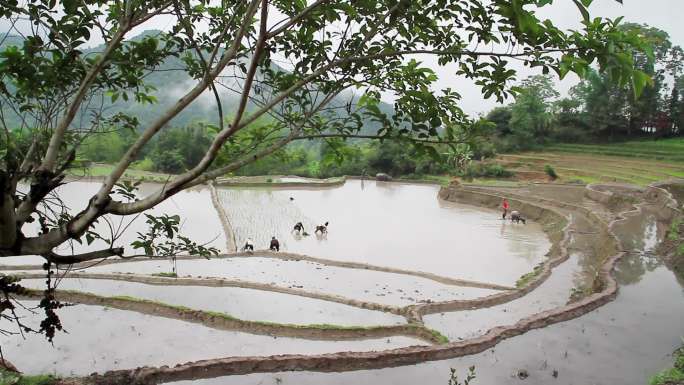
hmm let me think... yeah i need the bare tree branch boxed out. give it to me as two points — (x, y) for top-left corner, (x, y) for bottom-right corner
(42, 247), (124, 265)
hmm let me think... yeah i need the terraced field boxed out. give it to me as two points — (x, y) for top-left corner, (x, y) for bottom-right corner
(496, 138), (684, 185)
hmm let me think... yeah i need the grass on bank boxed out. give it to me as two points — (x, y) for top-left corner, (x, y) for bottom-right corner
(0, 369), (58, 385)
(515, 262), (545, 288)
(74, 292), (452, 344)
(544, 138), (684, 163)
(497, 138), (684, 186)
(67, 163), (172, 182)
(151, 272), (178, 278)
(650, 345), (684, 385)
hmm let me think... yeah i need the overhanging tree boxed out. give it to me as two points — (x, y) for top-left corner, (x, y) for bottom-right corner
(0, 0), (650, 338)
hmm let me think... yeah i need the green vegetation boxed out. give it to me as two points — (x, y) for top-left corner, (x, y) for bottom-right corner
(0, 370), (58, 385)
(493, 137), (684, 186)
(649, 346), (684, 385)
(667, 218), (681, 243)
(544, 164), (558, 180)
(544, 141), (684, 163)
(666, 217), (684, 258)
(425, 327), (450, 345)
(461, 163), (513, 180)
(75, 130), (459, 180)
(516, 262), (546, 288)
(66, 291), (446, 343)
(486, 24), (684, 154)
(448, 366), (476, 385)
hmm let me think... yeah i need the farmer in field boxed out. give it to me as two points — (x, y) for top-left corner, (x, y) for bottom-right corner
(270, 236), (280, 252)
(502, 198), (510, 219)
(243, 238), (254, 252)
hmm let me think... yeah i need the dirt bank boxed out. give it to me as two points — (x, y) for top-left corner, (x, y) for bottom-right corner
(18, 289), (445, 345)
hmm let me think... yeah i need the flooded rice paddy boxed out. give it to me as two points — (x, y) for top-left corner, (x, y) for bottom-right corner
(87, 257), (500, 306)
(181, 252), (684, 385)
(0, 302), (423, 376)
(217, 180), (550, 285)
(19, 278), (406, 326)
(2, 178), (682, 385)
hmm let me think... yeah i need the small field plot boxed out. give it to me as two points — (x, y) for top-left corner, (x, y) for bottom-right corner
(497, 138), (684, 185)
(2, 302), (426, 376)
(20, 278), (406, 326)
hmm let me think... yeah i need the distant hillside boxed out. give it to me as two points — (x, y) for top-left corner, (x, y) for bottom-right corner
(0, 30), (394, 132)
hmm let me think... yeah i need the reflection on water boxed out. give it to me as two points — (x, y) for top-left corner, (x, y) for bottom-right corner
(611, 206), (670, 286)
(218, 180), (551, 285)
(613, 212), (666, 253)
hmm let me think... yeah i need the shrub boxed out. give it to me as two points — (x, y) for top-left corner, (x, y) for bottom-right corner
(132, 157), (155, 171)
(461, 163), (513, 179)
(544, 164), (558, 180)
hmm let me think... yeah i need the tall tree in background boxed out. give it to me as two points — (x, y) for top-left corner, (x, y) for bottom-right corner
(508, 75), (559, 147)
(0, 0), (649, 339)
(569, 23), (683, 138)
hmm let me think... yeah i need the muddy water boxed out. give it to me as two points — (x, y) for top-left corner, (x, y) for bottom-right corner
(173, 255), (684, 385)
(20, 278), (405, 326)
(166, 204), (684, 385)
(86, 257), (499, 306)
(218, 180), (550, 286)
(423, 253), (580, 340)
(2, 301), (425, 376)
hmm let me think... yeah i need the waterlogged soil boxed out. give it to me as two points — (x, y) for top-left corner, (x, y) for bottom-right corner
(217, 180), (550, 286)
(163, 253), (684, 385)
(85, 257), (499, 306)
(423, 253), (580, 341)
(19, 278), (405, 326)
(163, 191), (684, 385)
(1, 302), (425, 377)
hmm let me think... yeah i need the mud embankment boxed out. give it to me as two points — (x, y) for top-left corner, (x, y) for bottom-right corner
(76, 249), (624, 385)
(12, 271), (406, 317)
(214, 176), (345, 188)
(18, 289), (445, 345)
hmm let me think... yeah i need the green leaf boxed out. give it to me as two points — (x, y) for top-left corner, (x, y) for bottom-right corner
(572, 0), (590, 22)
(631, 70), (653, 99)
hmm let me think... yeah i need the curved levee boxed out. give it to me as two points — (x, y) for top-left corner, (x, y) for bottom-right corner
(18, 289), (446, 345)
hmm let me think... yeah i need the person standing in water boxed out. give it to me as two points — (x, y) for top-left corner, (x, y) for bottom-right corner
(502, 199), (510, 220)
(270, 236), (280, 252)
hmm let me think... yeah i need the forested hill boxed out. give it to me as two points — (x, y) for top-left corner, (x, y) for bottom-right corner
(0, 30), (394, 130)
